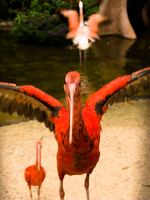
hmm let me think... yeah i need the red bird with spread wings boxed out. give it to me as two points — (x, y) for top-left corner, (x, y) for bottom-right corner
(0, 67), (150, 200)
(24, 141), (46, 200)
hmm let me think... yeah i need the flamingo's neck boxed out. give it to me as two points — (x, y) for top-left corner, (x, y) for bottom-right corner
(79, 2), (84, 27)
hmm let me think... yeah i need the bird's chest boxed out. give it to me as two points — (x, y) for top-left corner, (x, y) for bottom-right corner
(57, 130), (100, 175)
(56, 109), (101, 175)
(30, 170), (43, 186)
(57, 141), (100, 176)
(61, 121), (93, 153)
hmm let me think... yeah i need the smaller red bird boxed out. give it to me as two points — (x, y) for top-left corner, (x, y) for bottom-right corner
(24, 141), (46, 200)
(61, 1), (107, 60)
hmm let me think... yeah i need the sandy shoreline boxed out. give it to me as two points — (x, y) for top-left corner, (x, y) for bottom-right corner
(0, 99), (150, 200)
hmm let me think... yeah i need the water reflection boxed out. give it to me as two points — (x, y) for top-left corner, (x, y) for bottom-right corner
(0, 31), (150, 105)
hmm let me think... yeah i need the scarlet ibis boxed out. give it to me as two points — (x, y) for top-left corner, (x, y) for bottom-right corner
(61, 1), (107, 60)
(24, 141), (46, 200)
(0, 67), (150, 200)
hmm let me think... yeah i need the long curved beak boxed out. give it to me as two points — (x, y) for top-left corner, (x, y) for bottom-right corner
(67, 83), (77, 145)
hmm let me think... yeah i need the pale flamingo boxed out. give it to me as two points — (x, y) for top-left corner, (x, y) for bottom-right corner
(61, 1), (107, 60)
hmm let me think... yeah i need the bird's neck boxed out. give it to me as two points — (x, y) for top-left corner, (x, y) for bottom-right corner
(79, 4), (84, 27)
(35, 148), (41, 171)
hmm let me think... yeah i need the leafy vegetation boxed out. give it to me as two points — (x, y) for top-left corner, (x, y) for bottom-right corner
(10, 15), (70, 46)
(81, 0), (99, 20)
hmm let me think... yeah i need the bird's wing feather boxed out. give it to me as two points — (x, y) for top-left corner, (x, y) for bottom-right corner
(61, 10), (79, 39)
(84, 67), (150, 116)
(24, 167), (32, 184)
(87, 14), (107, 39)
(0, 83), (65, 131)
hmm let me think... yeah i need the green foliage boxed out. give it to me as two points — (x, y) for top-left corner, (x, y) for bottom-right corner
(81, 0), (99, 20)
(14, 14), (25, 25)
(9, 15), (71, 46)
(30, 0), (51, 17)
(49, 0), (70, 8)
(8, 0), (76, 46)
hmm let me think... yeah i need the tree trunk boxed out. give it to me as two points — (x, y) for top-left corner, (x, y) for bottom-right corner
(98, 0), (137, 39)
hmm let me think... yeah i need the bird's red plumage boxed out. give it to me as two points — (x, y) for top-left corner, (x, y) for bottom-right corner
(85, 75), (131, 108)
(24, 141), (46, 199)
(56, 106), (101, 180)
(25, 165), (46, 188)
(19, 85), (63, 109)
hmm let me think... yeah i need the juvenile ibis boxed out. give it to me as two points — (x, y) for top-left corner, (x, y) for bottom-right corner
(24, 141), (46, 200)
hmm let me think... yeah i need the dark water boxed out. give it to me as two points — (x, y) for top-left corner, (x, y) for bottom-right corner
(0, 31), (150, 105)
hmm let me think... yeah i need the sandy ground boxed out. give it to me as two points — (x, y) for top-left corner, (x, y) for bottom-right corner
(0, 99), (150, 200)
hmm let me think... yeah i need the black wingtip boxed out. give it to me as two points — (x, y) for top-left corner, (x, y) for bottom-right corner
(130, 67), (150, 82)
(0, 84), (21, 91)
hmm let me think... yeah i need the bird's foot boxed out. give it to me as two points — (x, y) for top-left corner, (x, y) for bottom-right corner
(125, 100), (135, 105)
(125, 96), (135, 105)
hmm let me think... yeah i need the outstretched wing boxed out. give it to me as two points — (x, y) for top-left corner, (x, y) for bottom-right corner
(0, 83), (65, 131)
(61, 10), (79, 39)
(87, 14), (107, 39)
(84, 67), (150, 115)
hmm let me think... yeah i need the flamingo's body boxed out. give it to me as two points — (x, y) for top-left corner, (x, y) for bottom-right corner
(24, 141), (46, 200)
(61, 1), (107, 59)
(0, 67), (150, 200)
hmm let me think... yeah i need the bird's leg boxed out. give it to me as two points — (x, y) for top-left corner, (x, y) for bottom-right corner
(38, 187), (40, 200)
(79, 49), (82, 61)
(30, 189), (32, 200)
(59, 180), (65, 200)
(84, 173), (90, 200)
(84, 50), (86, 60)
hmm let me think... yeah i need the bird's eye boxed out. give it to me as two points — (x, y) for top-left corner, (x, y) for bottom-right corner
(79, 82), (81, 86)
(64, 81), (66, 85)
